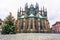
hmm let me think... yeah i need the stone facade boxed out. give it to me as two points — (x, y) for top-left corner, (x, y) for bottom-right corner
(16, 3), (50, 33)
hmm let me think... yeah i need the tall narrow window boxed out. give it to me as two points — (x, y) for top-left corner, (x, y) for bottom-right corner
(40, 19), (43, 29)
(21, 19), (24, 29)
(30, 18), (33, 29)
(35, 19), (37, 29)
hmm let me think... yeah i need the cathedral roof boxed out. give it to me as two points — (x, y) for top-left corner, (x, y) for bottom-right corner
(19, 15), (24, 19)
(29, 14), (34, 17)
(39, 15), (45, 19)
(18, 14), (45, 19)
(28, 14), (37, 18)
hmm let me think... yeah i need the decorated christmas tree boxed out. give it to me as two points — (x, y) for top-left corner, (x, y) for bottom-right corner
(1, 12), (16, 34)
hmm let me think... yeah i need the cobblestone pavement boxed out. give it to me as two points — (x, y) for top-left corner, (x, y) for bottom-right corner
(0, 33), (60, 40)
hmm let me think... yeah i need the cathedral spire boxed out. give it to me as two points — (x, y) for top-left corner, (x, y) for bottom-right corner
(20, 7), (21, 12)
(44, 8), (47, 17)
(35, 3), (39, 8)
(43, 6), (44, 12)
(35, 3), (39, 13)
(17, 9), (20, 20)
(18, 9), (19, 13)
(42, 6), (47, 17)
(17, 7), (22, 20)
(25, 3), (28, 12)
(9, 12), (12, 16)
(25, 3), (28, 8)
(36, 3), (39, 7)
(40, 8), (42, 15)
(21, 8), (23, 15)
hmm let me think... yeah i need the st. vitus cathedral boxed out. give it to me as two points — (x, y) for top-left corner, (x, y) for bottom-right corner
(16, 3), (50, 33)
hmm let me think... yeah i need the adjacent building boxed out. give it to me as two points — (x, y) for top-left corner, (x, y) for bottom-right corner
(52, 21), (60, 33)
(0, 19), (3, 31)
(0, 19), (2, 25)
(16, 3), (50, 33)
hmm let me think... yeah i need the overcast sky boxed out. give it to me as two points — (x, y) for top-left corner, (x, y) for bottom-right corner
(0, 0), (60, 27)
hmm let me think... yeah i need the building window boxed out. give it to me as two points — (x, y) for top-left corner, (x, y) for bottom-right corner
(21, 19), (24, 29)
(35, 19), (36, 29)
(30, 18), (33, 29)
(40, 19), (43, 29)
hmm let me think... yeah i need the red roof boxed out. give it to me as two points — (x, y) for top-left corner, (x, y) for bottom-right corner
(52, 21), (60, 26)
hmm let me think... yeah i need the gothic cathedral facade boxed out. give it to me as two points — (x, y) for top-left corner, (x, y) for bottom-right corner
(16, 3), (50, 33)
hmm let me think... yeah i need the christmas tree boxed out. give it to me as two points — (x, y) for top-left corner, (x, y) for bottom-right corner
(1, 12), (16, 34)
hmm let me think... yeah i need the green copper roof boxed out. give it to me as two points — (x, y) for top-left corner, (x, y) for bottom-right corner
(20, 15), (24, 19)
(27, 14), (37, 18)
(39, 15), (44, 18)
(29, 14), (34, 17)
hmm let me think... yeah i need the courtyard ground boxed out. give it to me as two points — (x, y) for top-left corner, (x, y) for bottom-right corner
(0, 33), (60, 40)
